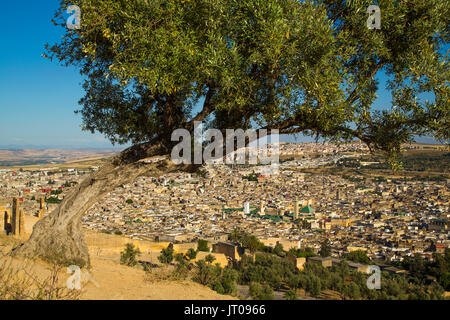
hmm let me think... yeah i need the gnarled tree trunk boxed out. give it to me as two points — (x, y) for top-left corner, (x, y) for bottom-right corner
(11, 143), (178, 267)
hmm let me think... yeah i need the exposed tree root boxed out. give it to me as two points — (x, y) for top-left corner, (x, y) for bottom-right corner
(11, 142), (196, 267)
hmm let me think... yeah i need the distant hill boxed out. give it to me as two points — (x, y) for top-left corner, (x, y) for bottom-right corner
(0, 149), (121, 167)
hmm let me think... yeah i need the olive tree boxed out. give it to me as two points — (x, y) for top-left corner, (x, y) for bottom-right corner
(15, 0), (449, 266)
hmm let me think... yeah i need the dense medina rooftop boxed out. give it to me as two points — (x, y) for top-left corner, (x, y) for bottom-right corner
(1, 142), (448, 263)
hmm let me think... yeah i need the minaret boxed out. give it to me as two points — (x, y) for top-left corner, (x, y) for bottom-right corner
(294, 198), (300, 220)
(19, 209), (25, 236)
(3, 210), (9, 234)
(12, 198), (20, 235)
(244, 202), (250, 215)
(260, 201), (265, 215)
(38, 197), (46, 219)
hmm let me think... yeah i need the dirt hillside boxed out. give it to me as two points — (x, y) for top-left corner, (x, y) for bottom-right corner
(0, 218), (236, 300)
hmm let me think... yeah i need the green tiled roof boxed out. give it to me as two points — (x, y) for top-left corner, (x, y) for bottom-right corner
(300, 205), (315, 213)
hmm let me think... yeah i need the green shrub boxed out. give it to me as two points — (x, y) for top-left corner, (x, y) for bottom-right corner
(197, 239), (209, 252)
(172, 254), (191, 280)
(120, 243), (141, 267)
(186, 248), (197, 260)
(284, 289), (298, 300)
(249, 282), (274, 300)
(205, 254), (216, 264)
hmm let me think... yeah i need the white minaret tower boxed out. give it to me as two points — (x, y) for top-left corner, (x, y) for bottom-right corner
(244, 202), (250, 215)
(294, 198), (300, 220)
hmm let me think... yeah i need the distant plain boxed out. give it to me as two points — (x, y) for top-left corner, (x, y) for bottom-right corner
(0, 148), (121, 169)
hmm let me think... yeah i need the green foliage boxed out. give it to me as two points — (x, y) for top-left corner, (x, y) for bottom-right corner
(45, 0), (449, 164)
(51, 189), (63, 195)
(193, 242), (449, 300)
(193, 260), (219, 286)
(229, 229), (266, 253)
(223, 246), (447, 300)
(158, 245), (174, 264)
(300, 260), (446, 300)
(243, 235), (262, 253)
(243, 172), (258, 182)
(249, 282), (274, 300)
(346, 250), (371, 264)
(205, 254), (216, 264)
(439, 273), (450, 291)
(284, 289), (298, 300)
(41, 247), (87, 269)
(120, 243), (141, 267)
(186, 248), (197, 260)
(319, 239), (331, 257)
(343, 282), (361, 300)
(236, 254), (297, 291)
(288, 247), (317, 258)
(214, 267), (239, 295)
(399, 249), (450, 290)
(63, 181), (78, 188)
(274, 242), (285, 257)
(46, 197), (61, 204)
(193, 260), (238, 295)
(197, 239), (209, 252)
(173, 254), (191, 280)
(308, 275), (322, 297)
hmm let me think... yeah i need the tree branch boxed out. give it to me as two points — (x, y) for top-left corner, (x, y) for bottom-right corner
(186, 83), (216, 132)
(345, 60), (385, 106)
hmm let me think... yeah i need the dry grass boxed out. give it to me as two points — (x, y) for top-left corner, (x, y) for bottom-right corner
(0, 234), (82, 300)
(0, 258), (82, 300)
(143, 265), (186, 283)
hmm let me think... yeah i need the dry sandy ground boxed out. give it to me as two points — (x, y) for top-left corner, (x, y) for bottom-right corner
(83, 254), (233, 300)
(1, 220), (236, 300)
(0, 250), (233, 300)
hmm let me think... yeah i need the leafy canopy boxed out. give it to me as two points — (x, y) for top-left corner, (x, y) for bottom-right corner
(47, 0), (449, 164)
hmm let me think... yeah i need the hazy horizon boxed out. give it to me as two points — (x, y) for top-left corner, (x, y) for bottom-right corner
(0, 135), (442, 151)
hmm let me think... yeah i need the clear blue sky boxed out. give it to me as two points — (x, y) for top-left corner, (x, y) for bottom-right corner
(0, 1), (438, 149)
(0, 1), (115, 149)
